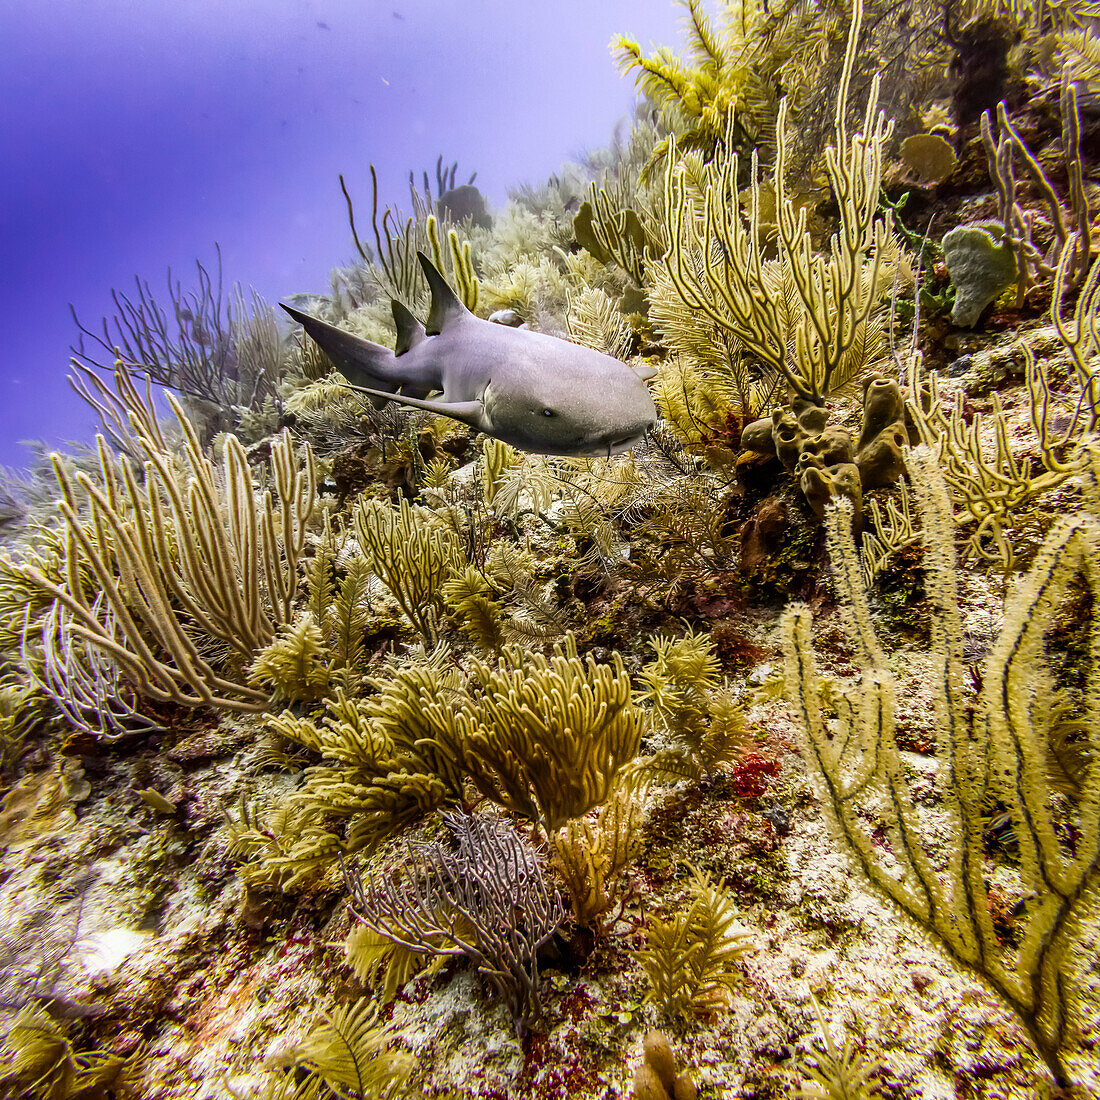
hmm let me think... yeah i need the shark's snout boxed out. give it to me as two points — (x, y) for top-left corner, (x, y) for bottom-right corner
(597, 406), (657, 455)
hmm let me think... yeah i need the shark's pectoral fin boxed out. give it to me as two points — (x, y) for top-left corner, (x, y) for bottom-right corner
(350, 384), (490, 432)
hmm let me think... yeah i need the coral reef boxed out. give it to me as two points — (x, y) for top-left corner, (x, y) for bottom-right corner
(3, 1), (1100, 1097)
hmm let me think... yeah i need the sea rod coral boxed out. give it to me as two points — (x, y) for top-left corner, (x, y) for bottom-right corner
(783, 447), (1100, 1093)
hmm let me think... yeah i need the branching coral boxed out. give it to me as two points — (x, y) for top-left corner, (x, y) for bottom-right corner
(354, 496), (459, 647)
(980, 70), (1092, 298)
(638, 866), (753, 1021)
(229, 642), (470, 884)
(252, 623), (647, 890)
(309, 538), (376, 691)
(228, 999), (414, 1100)
(223, 796), (329, 890)
(26, 597), (162, 742)
(782, 446), (1100, 1091)
(257, 653), (469, 880)
(567, 285), (635, 362)
(283, 374), (420, 460)
(909, 238), (1100, 566)
(248, 525), (385, 701)
(648, 264), (779, 433)
(621, 456), (740, 586)
(20, 369), (315, 711)
(340, 165), (479, 314)
(479, 437), (524, 510)
(483, 541), (567, 645)
(550, 775), (648, 929)
(859, 480), (918, 585)
(0, 539), (66, 659)
(0, 680), (45, 785)
(459, 635), (644, 833)
(796, 995), (883, 1099)
(0, 1003), (127, 1099)
(442, 566), (507, 653)
(343, 810), (564, 1027)
(660, 0), (903, 406)
(573, 159), (662, 286)
(70, 248), (290, 440)
(420, 465), (566, 642)
(1059, 23), (1100, 86)
(248, 613), (331, 703)
(345, 923), (444, 1005)
(636, 629), (748, 779)
(612, 0), (783, 173)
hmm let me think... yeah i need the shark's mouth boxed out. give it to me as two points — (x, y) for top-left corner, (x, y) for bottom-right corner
(588, 430), (648, 459)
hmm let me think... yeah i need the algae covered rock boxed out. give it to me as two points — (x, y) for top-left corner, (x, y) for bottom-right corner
(740, 496), (790, 574)
(942, 222), (1017, 327)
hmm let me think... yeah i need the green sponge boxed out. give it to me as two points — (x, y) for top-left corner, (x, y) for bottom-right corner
(942, 222), (1017, 327)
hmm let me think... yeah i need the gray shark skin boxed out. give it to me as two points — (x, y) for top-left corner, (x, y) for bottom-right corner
(281, 252), (657, 458)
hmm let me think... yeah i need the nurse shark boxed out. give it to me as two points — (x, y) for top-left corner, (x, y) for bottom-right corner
(281, 253), (656, 458)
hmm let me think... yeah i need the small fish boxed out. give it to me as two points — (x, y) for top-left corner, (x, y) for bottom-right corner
(282, 253), (656, 457)
(137, 788), (177, 814)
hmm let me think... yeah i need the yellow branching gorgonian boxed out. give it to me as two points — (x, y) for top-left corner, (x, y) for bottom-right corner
(660, 0), (903, 406)
(783, 447), (1100, 1093)
(461, 635), (644, 832)
(21, 365), (315, 712)
(354, 495), (459, 646)
(612, 0), (781, 172)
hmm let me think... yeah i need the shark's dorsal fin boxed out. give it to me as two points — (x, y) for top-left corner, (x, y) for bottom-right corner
(392, 300), (426, 356)
(417, 251), (470, 335)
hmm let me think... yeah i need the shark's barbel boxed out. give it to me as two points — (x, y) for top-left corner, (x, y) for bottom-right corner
(281, 253), (656, 457)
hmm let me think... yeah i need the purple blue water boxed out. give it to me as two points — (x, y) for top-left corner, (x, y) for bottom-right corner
(0, 0), (681, 468)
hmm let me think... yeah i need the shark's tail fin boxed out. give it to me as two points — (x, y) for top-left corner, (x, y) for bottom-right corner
(281, 304), (398, 398)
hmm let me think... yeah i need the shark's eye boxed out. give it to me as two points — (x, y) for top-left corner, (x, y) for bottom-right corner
(542, 408), (555, 417)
